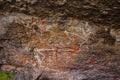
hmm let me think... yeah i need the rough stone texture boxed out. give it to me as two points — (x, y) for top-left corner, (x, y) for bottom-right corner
(0, 0), (119, 28)
(0, 13), (119, 80)
(13, 67), (44, 80)
(0, 0), (120, 80)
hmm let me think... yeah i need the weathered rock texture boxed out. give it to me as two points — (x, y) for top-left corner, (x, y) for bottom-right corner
(0, 0), (120, 28)
(0, 0), (120, 80)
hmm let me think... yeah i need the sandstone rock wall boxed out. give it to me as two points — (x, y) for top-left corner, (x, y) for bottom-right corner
(0, 0), (120, 28)
(0, 0), (120, 80)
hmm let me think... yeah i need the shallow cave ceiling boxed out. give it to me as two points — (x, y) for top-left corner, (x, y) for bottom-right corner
(0, 0), (120, 29)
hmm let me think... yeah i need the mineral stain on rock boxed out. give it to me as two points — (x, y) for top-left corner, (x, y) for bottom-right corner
(0, 0), (120, 80)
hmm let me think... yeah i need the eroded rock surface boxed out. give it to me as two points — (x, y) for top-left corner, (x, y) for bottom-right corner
(0, 13), (119, 80)
(0, 0), (120, 28)
(0, 0), (120, 80)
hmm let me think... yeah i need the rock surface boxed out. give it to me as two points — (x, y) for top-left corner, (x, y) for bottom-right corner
(0, 0), (120, 28)
(0, 13), (119, 80)
(0, 1), (120, 80)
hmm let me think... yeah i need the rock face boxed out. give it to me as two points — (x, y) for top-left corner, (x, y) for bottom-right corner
(0, 0), (120, 28)
(0, 13), (120, 80)
(0, 1), (120, 80)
